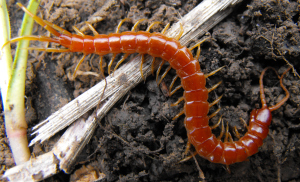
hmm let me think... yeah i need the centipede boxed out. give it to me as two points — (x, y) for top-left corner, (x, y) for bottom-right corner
(3, 3), (291, 169)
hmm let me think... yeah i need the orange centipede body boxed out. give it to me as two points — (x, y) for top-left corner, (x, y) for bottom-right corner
(3, 3), (291, 168)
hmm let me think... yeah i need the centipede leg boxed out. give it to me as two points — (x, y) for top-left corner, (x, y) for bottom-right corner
(195, 44), (201, 60)
(233, 126), (241, 139)
(151, 57), (156, 76)
(179, 151), (198, 163)
(99, 56), (105, 78)
(239, 118), (248, 130)
(184, 141), (191, 155)
(188, 37), (210, 60)
(169, 85), (182, 96)
(180, 141), (197, 162)
(208, 107), (221, 119)
(217, 118), (225, 140)
(140, 54), (145, 80)
(73, 54), (87, 78)
(116, 18), (131, 33)
(172, 109), (184, 120)
(114, 53), (129, 72)
(224, 122), (230, 142)
(225, 165), (231, 174)
(175, 23), (184, 40)
(171, 96), (184, 107)
(169, 75), (179, 96)
(205, 66), (225, 78)
(156, 60), (165, 84)
(36, 18), (71, 37)
(16, 3), (62, 37)
(131, 19), (147, 31)
(72, 26), (85, 36)
(209, 95), (223, 108)
(161, 23), (170, 34)
(18, 3), (72, 36)
(158, 66), (171, 85)
(85, 21), (99, 35)
(207, 81), (222, 93)
(228, 132), (233, 142)
(146, 21), (162, 32)
(210, 116), (222, 130)
(108, 54), (117, 75)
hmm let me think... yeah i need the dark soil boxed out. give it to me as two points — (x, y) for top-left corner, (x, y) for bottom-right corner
(1, 0), (300, 181)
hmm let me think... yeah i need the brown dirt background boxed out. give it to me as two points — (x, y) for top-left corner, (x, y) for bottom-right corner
(1, 0), (300, 181)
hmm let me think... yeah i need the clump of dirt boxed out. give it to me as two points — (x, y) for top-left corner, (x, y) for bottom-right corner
(1, 0), (299, 181)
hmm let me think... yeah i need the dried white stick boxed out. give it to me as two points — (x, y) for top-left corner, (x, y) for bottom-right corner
(166, 0), (242, 45)
(3, 0), (242, 181)
(3, 152), (59, 181)
(53, 54), (159, 173)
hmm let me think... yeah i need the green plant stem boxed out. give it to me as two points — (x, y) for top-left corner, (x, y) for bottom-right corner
(2, 0), (41, 165)
(0, 0), (12, 106)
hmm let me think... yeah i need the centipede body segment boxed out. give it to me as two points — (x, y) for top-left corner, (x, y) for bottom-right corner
(3, 3), (291, 167)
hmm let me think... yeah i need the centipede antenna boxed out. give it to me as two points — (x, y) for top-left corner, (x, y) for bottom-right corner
(161, 23), (170, 35)
(151, 57), (156, 76)
(209, 95), (223, 108)
(217, 118), (225, 140)
(156, 60), (165, 84)
(140, 54), (145, 80)
(131, 19), (146, 32)
(205, 66), (225, 78)
(267, 67), (292, 111)
(169, 75), (179, 96)
(208, 107), (221, 119)
(25, 47), (70, 52)
(2, 36), (60, 50)
(169, 85), (182, 96)
(175, 23), (184, 40)
(158, 66), (171, 85)
(233, 126), (241, 139)
(116, 18), (131, 33)
(146, 21), (161, 32)
(172, 110), (184, 120)
(85, 21), (99, 35)
(108, 54), (117, 75)
(211, 116), (222, 130)
(114, 53), (129, 72)
(207, 81), (222, 93)
(171, 96), (184, 107)
(16, 3), (61, 37)
(72, 26), (85, 36)
(73, 54), (87, 79)
(224, 122), (229, 142)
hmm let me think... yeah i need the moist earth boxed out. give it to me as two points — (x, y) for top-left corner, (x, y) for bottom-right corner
(1, 0), (300, 181)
